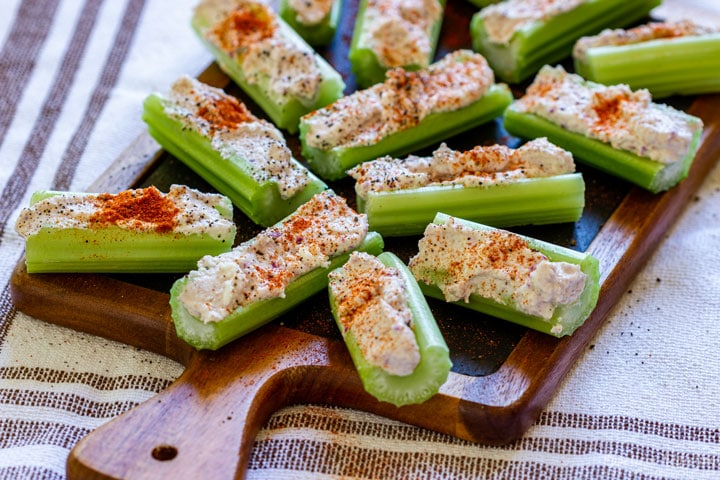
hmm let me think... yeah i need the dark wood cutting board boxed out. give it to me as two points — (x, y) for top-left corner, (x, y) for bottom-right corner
(9, 0), (720, 478)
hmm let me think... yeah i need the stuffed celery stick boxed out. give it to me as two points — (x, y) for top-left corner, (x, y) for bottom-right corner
(503, 65), (704, 193)
(299, 50), (513, 180)
(143, 75), (327, 227)
(280, 0), (341, 46)
(409, 214), (600, 337)
(573, 20), (720, 98)
(348, 0), (445, 87)
(470, 0), (661, 83)
(170, 191), (383, 350)
(328, 251), (451, 407)
(348, 138), (585, 236)
(192, 0), (345, 133)
(15, 185), (236, 273)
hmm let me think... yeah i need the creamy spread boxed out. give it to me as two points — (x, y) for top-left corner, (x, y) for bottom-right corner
(179, 191), (368, 323)
(409, 217), (586, 323)
(197, 0), (323, 104)
(358, 0), (442, 68)
(302, 50), (494, 150)
(513, 65), (704, 164)
(329, 252), (420, 376)
(288, 0), (334, 25)
(15, 185), (235, 240)
(347, 138), (575, 199)
(165, 75), (311, 198)
(479, 0), (585, 45)
(574, 20), (718, 61)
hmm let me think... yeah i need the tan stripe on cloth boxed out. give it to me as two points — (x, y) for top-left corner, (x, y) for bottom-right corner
(51, 0), (147, 191)
(0, 0), (103, 240)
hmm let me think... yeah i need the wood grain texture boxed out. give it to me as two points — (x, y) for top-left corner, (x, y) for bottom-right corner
(8, 1), (720, 478)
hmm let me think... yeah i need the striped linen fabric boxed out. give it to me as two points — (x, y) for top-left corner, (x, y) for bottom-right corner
(0, 0), (719, 479)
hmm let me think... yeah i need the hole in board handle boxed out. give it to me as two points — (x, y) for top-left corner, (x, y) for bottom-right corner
(152, 445), (178, 461)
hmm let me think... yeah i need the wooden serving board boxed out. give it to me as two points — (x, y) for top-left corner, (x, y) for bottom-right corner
(9, 1), (720, 478)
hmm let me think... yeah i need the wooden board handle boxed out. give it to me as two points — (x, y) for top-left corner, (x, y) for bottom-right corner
(66, 325), (345, 479)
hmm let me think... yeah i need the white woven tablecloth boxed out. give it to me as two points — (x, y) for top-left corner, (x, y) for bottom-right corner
(1, 0), (718, 478)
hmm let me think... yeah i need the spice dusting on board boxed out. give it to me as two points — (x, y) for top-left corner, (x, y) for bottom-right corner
(91, 187), (180, 233)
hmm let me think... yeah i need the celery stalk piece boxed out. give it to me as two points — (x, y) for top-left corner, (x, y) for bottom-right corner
(348, 0), (445, 87)
(171, 231), (383, 350)
(351, 139), (585, 236)
(574, 32), (720, 98)
(410, 213), (600, 337)
(328, 252), (451, 407)
(502, 67), (704, 193)
(470, 0), (661, 83)
(280, 0), (342, 46)
(170, 191), (384, 350)
(467, 0), (499, 7)
(358, 174), (585, 237)
(16, 186), (236, 274)
(192, 0), (345, 133)
(142, 77), (328, 227)
(299, 50), (513, 181)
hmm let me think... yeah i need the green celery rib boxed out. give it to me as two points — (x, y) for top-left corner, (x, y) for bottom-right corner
(329, 251), (451, 407)
(503, 105), (703, 193)
(348, 0), (445, 87)
(142, 93), (328, 227)
(358, 173), (585, 237)
(471, 0), (661, 83)
(574, 34), (720, 98)
(191, 10), (344, 133)
(24, 192), (235, 274)
(467, 0), (499, 7)
(170, 231), (384, 351)
(299, 84), (513, 181)
(279, 0), (342, 46)
(416, 213), (600, 337)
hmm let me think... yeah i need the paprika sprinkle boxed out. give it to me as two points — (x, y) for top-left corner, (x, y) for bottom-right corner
(90, 186), (179, 233)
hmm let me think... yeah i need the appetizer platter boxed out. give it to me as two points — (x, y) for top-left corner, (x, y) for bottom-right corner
(9, 0), (720, 478)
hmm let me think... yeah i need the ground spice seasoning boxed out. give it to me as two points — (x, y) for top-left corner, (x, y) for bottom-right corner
(195, 93), (255, 133)
(212, 2), (276, 52)
(90, 186), (179, 232)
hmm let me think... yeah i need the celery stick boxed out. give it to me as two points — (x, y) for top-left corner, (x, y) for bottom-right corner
(328, 252), (451, 407)
(348, 0), (445, 87)
(192, 0), (345, 133)
(170, 191), (383, 350)
(574, 33), (720, 98)
(470, 0), (661, 83)
(142, 79), (327, 227)
(280, 0), (342, 46)
(17, 187), (236, 274)
(503, 105), (703, 194)
(467, 0), (499, 7)
(410, 213), (600, 337)
(299, 71), (513, 181)
(171, 231), (383, 350)
(359, 174), (585, 236)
